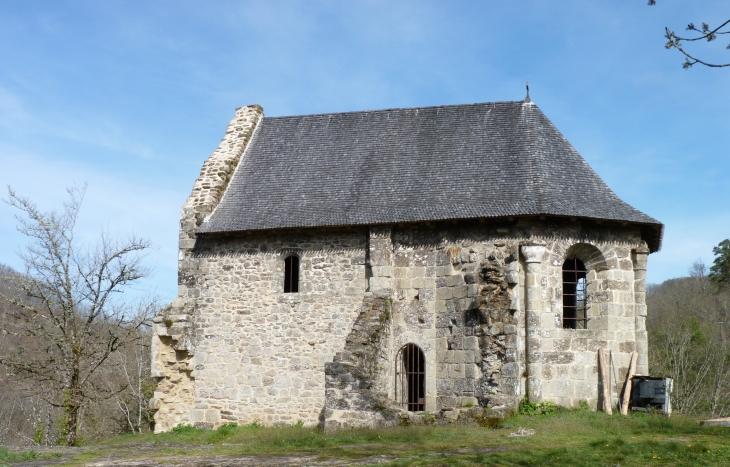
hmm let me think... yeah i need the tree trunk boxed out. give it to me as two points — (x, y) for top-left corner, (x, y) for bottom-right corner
(65, 400), (80, 446)
(65, 366), (82, 446)
(44, 406), (53, 446)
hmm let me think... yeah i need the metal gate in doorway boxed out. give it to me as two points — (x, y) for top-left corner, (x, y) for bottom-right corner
(395, 343), (425, 411)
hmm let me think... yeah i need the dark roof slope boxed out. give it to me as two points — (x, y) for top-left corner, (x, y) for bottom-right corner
(198, 101), (663, 251)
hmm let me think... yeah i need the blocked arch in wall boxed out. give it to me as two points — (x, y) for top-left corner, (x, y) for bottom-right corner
(562, 243), (608, 330)
(395, 343), (425, 411)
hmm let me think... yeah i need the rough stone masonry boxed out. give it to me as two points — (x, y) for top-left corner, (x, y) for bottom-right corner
(150, 99), (662, 431)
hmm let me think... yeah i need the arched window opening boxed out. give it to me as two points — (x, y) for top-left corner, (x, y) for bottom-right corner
(284, 256), (299, 293)
(395, 343), (425, 411)
(563, 258), (588, 329)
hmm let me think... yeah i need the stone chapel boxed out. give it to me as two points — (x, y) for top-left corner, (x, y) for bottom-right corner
(150, 96), (663, 431)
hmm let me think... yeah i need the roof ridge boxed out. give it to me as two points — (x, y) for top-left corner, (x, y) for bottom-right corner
(263, 100), (525, 120)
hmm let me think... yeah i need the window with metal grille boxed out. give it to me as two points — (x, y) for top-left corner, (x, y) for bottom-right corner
(395, 343), (425, 411)
(284, 256), (299, 293)
(562, 258), (588, 329)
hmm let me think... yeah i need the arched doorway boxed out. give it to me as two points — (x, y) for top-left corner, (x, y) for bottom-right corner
(395, 343), (425, 411)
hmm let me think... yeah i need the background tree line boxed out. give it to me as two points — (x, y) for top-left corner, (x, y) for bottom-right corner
(647, 240), (730, 417)
(0, 264), (156, 445)
(0, 187), (158, 446)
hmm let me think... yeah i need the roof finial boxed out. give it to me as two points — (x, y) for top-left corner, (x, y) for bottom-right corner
(524, 81), (531, 103)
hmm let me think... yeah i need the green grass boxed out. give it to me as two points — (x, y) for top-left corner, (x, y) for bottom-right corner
(0, 446), (62, 466)
(51, 410), (730, 466)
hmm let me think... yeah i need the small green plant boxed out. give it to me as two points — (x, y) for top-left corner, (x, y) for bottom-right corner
(249, 419), (261, 428)
(465, 401), (474, 408)
(518, 399), (538, 415)
(216, 422), (238, 435)
(208, 422), (239, 442)
(518, 399), (566, 416)
(294, 420), (304, 428)
(577, 400), (590, 411)
(380, 297), (393, 322)
(539, 401), (558, 415)
(33, 423), (43, 445)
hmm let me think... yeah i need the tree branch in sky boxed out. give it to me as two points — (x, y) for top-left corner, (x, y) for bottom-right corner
(649, 1), (730, 68)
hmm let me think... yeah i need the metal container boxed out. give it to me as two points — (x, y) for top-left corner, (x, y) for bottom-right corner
(630, 376), (672, 415)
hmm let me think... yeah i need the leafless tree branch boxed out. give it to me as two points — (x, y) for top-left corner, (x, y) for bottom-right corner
(0, 185), (157, 445)
(649, 1), (730, 68)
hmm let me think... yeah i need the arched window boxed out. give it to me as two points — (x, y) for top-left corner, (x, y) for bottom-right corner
(395, 343), (425, 411)
(284, 256), (299, 293)
(562, 258), (588, 329)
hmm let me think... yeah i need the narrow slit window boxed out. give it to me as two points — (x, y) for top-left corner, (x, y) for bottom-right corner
(562, 258), (588, 329)
(284, 256), (299, 293)
(395, 343), (425, 411)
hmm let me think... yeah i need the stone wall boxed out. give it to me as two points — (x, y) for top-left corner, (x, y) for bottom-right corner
(154, 229), (370, 429)
(152, 214), (651, 430)
(316, 219), (647, 427)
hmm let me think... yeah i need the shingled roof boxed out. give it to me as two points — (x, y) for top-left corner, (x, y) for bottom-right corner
(198, 101), (663, 251)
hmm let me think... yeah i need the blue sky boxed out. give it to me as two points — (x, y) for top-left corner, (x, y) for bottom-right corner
(0, 1), (728, 301)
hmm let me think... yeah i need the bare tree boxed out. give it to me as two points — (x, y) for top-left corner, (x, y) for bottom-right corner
(689, 259), (708, 278)
(0, 185), (155, 446)
(649, 1), (730, 68)
(651, 317), (714, 414)
(648, 267), (730, 416)
(107, 336), (154, 433)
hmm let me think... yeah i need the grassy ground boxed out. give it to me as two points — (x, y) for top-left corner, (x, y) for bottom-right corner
(3, 409), (730, 466)
(0, 447), (61, 464)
